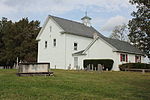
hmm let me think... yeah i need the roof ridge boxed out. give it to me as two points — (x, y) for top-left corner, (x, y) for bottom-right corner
(49, 15), (92, 28)
(49, 15), (81, 24)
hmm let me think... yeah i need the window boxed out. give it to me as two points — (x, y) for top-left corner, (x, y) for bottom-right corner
(120, 54), (128, 62)
(135, 55), (141, 63)
(53, 39), (56, 47)
(45, 41), (47, 48)
(74, 43), (78, 50)
(50, 26), (52, 32)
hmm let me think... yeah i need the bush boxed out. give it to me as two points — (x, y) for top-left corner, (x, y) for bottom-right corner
(119, 63), (150, 71)
(84, 59), (114, 70)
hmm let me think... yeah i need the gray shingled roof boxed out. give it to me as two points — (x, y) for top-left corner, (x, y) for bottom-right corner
(102, 37), (144, 55)
(50, 15), (144, 55)
(50, 15), (104, 38)
(72, 50), (85, 56)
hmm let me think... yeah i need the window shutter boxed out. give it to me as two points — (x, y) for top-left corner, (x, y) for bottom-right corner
(135, 56), (137, 62)
(126, 54), (128, 62)
(140, 56), (141, 62)
(120, 54), (122, 62)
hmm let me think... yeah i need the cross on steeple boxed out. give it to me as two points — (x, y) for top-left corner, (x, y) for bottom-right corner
(85, 10), (87, 16)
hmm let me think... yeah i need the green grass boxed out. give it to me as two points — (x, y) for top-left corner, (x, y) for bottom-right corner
(0, 69), (150, 100)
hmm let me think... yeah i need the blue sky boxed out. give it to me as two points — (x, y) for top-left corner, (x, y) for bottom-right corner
(0, 0), (136, 36)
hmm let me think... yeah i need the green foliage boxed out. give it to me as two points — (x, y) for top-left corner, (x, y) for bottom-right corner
(83, 59), (114, 70)
(119, 63), (150, 71)
(128, 0), (150, 58)
(0, 17), (41, 66)
(0, 69), (150, 100)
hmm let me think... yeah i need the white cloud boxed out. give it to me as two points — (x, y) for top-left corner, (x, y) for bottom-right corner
(0, 1), (16, 14)
(0, 0), (132, 15)
(101, 16), (128, 32)
(0, 0), (133, 32)
(92, 17), (106, 26)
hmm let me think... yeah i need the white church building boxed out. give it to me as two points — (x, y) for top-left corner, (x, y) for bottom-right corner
(36, 15), (144, 71)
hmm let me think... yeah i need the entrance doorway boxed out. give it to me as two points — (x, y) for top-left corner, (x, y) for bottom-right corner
(74, 57), (78, 69)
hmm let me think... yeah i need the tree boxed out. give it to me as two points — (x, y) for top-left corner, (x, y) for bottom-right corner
(0, 17), (15, 66)
(128, 0), (150, 58)
(0, 17), (41, 67)
(109, 24), (129, 41)
(14, 18), (40, 62)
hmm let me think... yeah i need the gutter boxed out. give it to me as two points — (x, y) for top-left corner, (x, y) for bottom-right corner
(113, 50), (145, 56)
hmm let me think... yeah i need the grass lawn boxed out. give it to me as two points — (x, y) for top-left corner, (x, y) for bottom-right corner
(0, 69), (150, 100)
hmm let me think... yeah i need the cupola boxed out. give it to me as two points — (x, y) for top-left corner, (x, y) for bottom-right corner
(81, 12), (92, 27)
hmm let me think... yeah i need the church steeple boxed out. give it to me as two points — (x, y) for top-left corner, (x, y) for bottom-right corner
(81, 11), (92, 27)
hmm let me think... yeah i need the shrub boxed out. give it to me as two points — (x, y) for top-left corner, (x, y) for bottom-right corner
(83, 59), (114, 70)
(119, 63), (150, 71)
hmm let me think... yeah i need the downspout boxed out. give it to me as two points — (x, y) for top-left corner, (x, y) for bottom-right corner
(65, 34), (67, 69)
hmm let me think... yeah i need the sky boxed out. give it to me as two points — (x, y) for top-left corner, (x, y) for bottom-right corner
(0, 0), (136, 36)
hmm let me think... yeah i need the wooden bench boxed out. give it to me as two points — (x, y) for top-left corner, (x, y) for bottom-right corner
(125, 68), (150, 74)
(17, 72), (54, 76)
